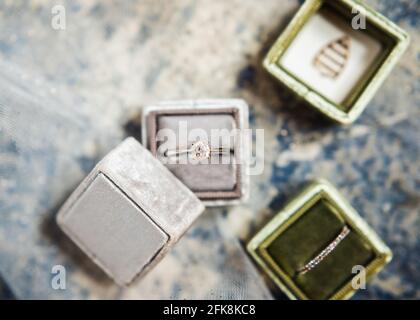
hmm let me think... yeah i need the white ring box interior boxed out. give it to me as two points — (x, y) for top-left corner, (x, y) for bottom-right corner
(280, 8), (382, 105)
(263, 0), (409, 124)
(142, 99), (250, 206)
(56, 137), (204, 286)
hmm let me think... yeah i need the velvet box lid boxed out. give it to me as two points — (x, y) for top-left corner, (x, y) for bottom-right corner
(263, 0), (409, 124)
(56, 137), (205, 286)
(247, 179), (392, 300)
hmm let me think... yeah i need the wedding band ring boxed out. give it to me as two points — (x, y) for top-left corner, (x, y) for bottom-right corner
(165, 140), (230, 161)
(297, 226), (350, 275)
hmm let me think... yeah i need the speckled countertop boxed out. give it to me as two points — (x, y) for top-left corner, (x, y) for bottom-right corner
(0, 0), (418, 299)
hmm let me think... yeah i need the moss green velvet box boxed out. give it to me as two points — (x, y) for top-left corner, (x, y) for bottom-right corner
(247, 180), (392, 300)
(263, 0), (409, 124)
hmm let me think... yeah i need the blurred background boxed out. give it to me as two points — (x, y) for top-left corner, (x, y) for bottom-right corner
(0, 0), (418, 299)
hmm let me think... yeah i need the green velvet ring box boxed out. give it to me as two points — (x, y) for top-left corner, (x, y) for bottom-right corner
(247, 180), (392, 300)
(263, 0), (409, 124)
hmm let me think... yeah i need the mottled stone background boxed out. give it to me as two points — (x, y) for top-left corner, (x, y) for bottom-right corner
(0, 0), (418, 299)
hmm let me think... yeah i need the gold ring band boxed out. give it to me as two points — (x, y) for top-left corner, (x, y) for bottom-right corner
(297, 226), (350, 275)
(165, 140), (230, 160)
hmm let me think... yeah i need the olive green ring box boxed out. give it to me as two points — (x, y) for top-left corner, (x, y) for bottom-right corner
(247, 180), (392, 300)
(263, 0), (409, 124)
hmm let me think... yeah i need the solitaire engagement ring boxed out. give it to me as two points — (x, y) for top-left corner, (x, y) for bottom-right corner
(165, 140), (230, 161)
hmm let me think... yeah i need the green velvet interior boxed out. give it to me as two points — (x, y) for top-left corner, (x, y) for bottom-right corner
(264, 199), (375, 299)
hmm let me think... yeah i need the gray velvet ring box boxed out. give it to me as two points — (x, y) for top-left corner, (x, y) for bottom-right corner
(56, 137), (205, 286)
(142, 99), (250, 206)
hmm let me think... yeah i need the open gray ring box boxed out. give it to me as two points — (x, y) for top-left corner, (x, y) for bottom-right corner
(56, 137), (205, 286)
(142, 99), (250, 206)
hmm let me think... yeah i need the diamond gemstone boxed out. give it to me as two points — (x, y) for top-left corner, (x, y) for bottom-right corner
(190, 141), (211, 161)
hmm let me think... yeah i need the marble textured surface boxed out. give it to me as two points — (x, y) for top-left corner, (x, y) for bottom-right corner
(0, 0), (418, 299)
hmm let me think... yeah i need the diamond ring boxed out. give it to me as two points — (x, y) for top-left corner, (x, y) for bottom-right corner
(164, 140), (230, 161)
(297, 226), (350, 275)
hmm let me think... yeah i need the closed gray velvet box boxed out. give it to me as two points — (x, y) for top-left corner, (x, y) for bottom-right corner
(142, 99), (250, 206)
(56, 137), (205, 286)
